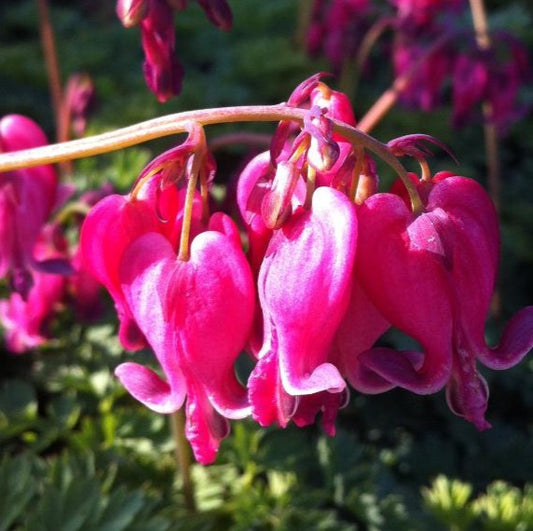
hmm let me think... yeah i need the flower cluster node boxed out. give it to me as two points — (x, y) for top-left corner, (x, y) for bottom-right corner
(2, 74), (531, 466)
(73, 76), (533, 464)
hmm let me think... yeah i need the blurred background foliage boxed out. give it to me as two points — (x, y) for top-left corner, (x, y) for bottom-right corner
(1, 0), (532, 529)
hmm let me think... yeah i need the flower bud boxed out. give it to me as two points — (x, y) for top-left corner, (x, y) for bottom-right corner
(116, 0), (149, 27)
(261, 161), (300, 230)
(64, 73), (96, 137)
(307, 136), (339, 172)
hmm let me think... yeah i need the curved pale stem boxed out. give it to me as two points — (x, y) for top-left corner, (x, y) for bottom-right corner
(0, 104), (421, 213)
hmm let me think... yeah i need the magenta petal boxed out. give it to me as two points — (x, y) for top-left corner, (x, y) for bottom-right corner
(115, 362), (186, 414)
(0, 114), (50, 151)
(169, 229), (254, 419)
(356, 347), (446, 394)
(80, 194), (161, 350)
(257, 186), (356, 396)
(346, 360), (396, 394)
(335, 280), (391, 392)
(354, 193), (453, 393)
(185, 378), (230, 465)
(427, 177), (500, 361)
(292, 388), (349, 436)
(445, 354), (491, 431)
(119, 232), (186, 397)
(248, 350), (298, 428)
(479, 306), (533, 370)
(208, 211), (242, 248)
(236, 150), (274, 276)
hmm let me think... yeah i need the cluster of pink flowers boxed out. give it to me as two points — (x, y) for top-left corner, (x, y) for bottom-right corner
(78, 75), (533, 464)
(307, 0), (530, 132)
(0, 115), (103, 353)
(116, 0), (232, 102)
(306, 0), (371, 69)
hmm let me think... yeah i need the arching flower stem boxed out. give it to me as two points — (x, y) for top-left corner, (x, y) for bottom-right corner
(0, 104), (422, 213)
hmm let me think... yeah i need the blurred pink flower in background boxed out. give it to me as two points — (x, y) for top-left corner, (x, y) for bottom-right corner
(0, 114), (59, 298)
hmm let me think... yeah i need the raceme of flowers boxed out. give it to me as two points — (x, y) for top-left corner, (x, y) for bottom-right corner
(306, 0), (530, 133)
(73, 75), (533, 464)
(116, 0), (233, 102)
(0, 114), (105, 352)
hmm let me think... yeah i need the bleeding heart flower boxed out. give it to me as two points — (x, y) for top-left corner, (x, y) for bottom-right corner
(248, 186), (357, 428)
(0, 114), (59, 298)
(80, 193), (160, 350)
(116, 0), (232, 101)
(115, 212), (254, 464)
(140, 0), (183, 102)
(236, 150), (306, 356)
(352, 173), (533, 429)
(80, 175), (202, 350)
(0, 224), (68, 353)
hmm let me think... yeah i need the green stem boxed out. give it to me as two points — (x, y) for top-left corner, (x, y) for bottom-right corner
(170, 410), (196, 513)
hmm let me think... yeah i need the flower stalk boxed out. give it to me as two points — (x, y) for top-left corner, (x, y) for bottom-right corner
(36, 0), (63, 137)
(468, 0), (500, 213)
(0, 104), (421, 212)
(468, 0), (502, 318)
(170, 410), (196, 513)
(178, 150), (202, 262)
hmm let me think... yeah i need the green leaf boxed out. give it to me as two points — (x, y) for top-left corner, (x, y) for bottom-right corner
(0, 379), (37, 421)
(0, 455), (36, 531)
(93, 487), (145, 531)
(26, 479), (100, 531)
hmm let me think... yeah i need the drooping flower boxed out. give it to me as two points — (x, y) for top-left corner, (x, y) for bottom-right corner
(80, 124), (255, 462)
(116, 0), (232, 101)
(351, 172), (533, 429)
(452, 35), (530, 133)
(0, 224), (68, 353)
(0, 114), (59, 298)
(80, 131), (207, 349)
(391, 0), (465, 27)
(248, 186), (357, 428)
(392, 32), (452, 112)
(63, 73), (96, 138)
(306, 0), (371, 70)
(115, 211), (254, 463)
